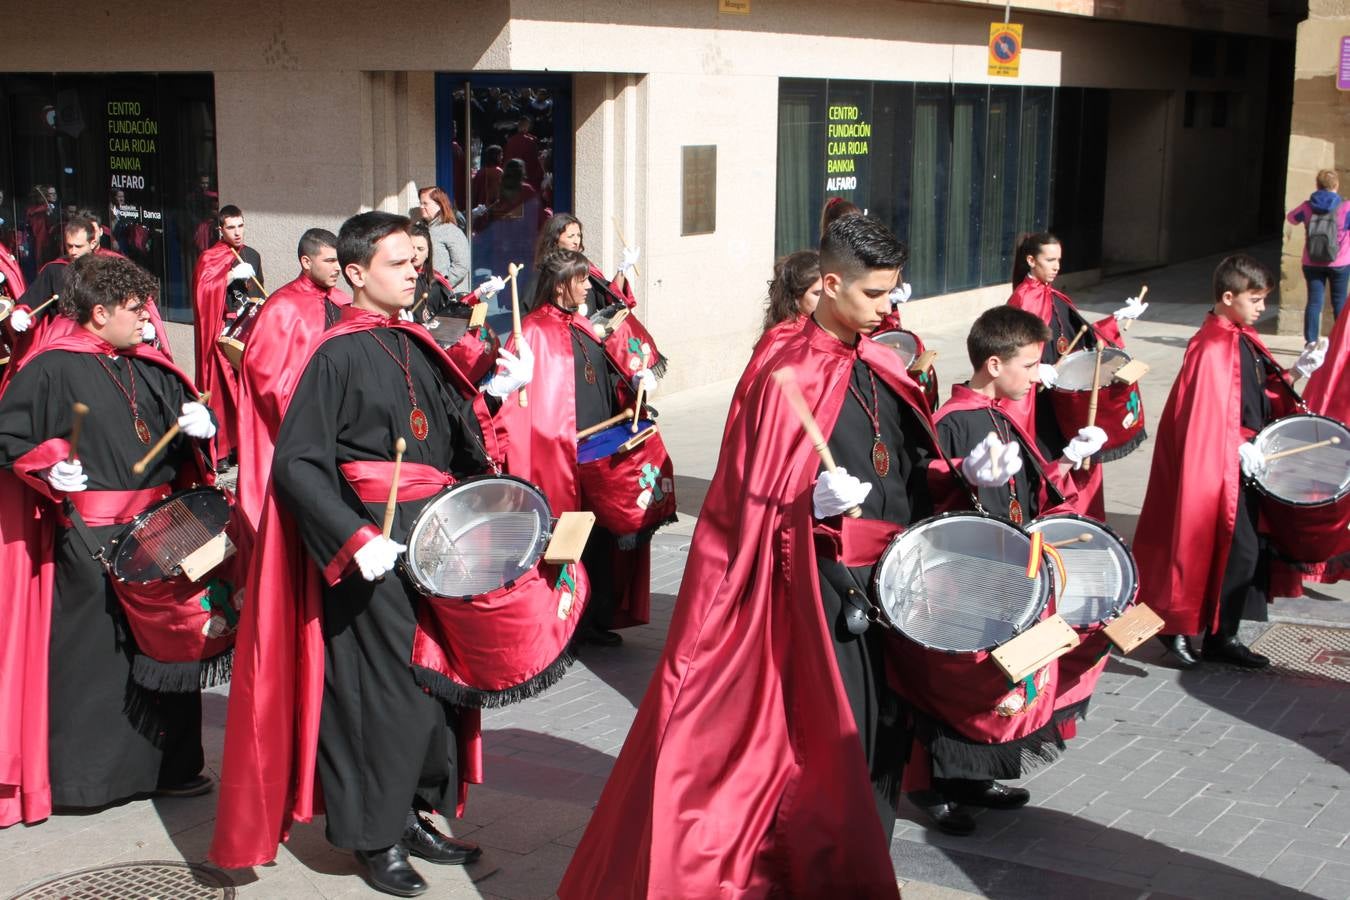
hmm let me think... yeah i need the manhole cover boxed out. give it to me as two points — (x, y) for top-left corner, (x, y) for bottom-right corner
(8, 860), (234, 899)
(1248, 623), (1350, 683)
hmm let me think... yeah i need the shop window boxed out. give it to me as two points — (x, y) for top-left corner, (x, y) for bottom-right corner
(1211, 91), (1229, 128)
(1190, 34), (1218, 78)
(1049, 87), (1108, 273)
(1224, 37), (1248, 79)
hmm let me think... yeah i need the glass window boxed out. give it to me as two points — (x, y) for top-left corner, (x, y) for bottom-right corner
(775, 79), (826, 256)
(946, 85), (987, 293)
(909, 84), (951, 298)
(982, 86), (1022, 286)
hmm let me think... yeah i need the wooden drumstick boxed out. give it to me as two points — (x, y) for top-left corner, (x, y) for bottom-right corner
(1120, 285), (1148, 334)
(1049, 533), (1094, 549)
(631, 381), (645, 434)
(612, 216), (642, 279)
(131, 390), (211, 474)
(1059, 324), (1090, 360)
(19, 293), (60, 321)
(1082, 343), (1105, 471)
(1263, 435), (1341, 463)
(228, 245), (269, 299)
(382, 437), (407, 540)
(67, 402), (89, 463)
(577, 408), (636, 441)
(507, 262), (527, 408)
(772, 367), (861, 518)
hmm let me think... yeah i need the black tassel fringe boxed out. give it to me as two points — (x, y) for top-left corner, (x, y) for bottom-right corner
(615, 509), (680, 550)
(1054, 697), (1092, 726)
(412, 644), (578, 709)
(651, 354), (669, 379)
(130, 648), (234, 694)
(921, 716), (1067, 781)
(1096, 427), (1147, 464)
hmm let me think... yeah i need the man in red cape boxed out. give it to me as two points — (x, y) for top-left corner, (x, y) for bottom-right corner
(1134, 254), (1314, 669)
(235, 228), (350, 528)
(192, 205), (264, 461)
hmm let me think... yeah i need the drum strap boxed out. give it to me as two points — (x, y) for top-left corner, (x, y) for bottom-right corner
(61, 485), (175, 564)
(339, 460), (453, 504)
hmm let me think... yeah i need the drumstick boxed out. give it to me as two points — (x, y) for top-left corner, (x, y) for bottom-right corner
(228, 246), (269, 299)
(382, 437), (407, 540)
(631, 381), (645, 434)
(1263, 435), (1340, 463)
(1082, 343), (1105, 471)
(131, 390), (211, 475)
(67, 402), (89, 463)
(1049, 533), (1094, 549)
(612, 216), (642, 279)
(577, 408), (636, 441)
(1120, 285), (1148, 334)
(1060, 324), (1090, 359)
(772, 367), (861, 518)
(507, 262), (526, 408)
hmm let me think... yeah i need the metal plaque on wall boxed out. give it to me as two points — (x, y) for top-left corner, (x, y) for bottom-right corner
(682, 145), (717, 236)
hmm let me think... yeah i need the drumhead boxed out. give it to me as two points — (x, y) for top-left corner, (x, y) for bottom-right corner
(1251, 414), (1350, 506)
(872, 330), (919, 368)
(1025, 514), (1137, 629)
(873, 513), (1050, 653)
(1054, 348), (1132, 391)
(577, 419), (657, 464)
(405, 476), (552, 599)
(110, 487), (233, 583)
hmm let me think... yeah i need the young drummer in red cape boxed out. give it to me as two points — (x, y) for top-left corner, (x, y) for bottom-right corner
(1134, 254), (1323, 670)
(1005, 232), (1146, 519)
(0, 244), (25, 303)
(537, 213), (639, 310)
(558, 217), (1010, 899)
(210, 212), (539, 897)
(192, 205), (264, 461)
(0, 254), (222, 828)
(235, 228), (351, 528)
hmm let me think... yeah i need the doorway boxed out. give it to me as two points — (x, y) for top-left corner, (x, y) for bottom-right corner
(1100, 89), (1170, 276)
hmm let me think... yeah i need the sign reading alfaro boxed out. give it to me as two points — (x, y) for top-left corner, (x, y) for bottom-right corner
(989, 23), (1023, 78)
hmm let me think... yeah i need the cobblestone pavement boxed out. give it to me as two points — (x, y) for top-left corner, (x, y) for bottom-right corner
(3, 242), (1349, 899)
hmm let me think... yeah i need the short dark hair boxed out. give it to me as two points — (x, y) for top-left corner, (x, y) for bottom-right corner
(1213, 253), (1275, 300)
(819, 215), (908, 281)
(297, 227), (338, 260)
(337, 211), (411, 274)
(217, 205), (243, 228)
(77, 207), (103, 227)
(531, 249), (591, 310)
(967, 305), (1051, 369)
(60, 254), (159, 324)
(63, 216), (96, 241)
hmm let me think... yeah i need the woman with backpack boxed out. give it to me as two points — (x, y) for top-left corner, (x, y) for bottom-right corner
(1287, 169), (1350, 346)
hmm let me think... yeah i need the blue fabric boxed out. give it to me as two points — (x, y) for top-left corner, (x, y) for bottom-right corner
(1302, 263), (1350, 343)
(576, 419), (655, 463)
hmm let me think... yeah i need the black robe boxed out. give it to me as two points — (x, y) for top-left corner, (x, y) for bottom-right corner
(224, 245), (265, 318)
(936, 403), (1045, 521)
(271, 326), (487, 851)
(1035, 296), (1100, 458)
(0, 349), (203, 807)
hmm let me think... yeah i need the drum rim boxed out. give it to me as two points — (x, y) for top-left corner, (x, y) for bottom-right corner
(1050, 347), (1132, 393)
(402, 473), (554, 600)
(1025, 512), (1140, 627)
(107, 485), (233, 582)
(870, 510), (1051, 653)
(1249, 413), (1350, 508)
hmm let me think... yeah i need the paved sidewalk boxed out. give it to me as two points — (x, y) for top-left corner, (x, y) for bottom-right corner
(4, 241), (1349, 899)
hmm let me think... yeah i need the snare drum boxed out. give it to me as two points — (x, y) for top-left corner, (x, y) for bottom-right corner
(1050, 348), (1146, 461)
(425, 313), (501, 385)
(576, 419), (677, 538)
(1024, 514), (1137, 633)
(1249, 414), (1350, 564)
(217, 300), (263, 370)
(590, 306), (666, 377)
(872, 328), (940, 410)
(106, 486), (236, 583)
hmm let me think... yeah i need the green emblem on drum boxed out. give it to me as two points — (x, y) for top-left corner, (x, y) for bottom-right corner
(637, 462), (667, 509)
(1123, 389), (1141, 429)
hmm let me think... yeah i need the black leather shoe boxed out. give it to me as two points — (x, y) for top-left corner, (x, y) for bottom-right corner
(907, 792), (976, 836)
(940, 779), (1030, 810)
(353, 844), (428, 897)
(582, 627), (623, 647)
(1203, 636), (1270, 669)
(154, 774), (215, 798)
(1157, 634), (1200, 669)
(404, 810), (483, 865)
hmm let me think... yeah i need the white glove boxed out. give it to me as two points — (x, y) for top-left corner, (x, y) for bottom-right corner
(47, 459), (87, 493)
(1112, 295), (1149, 321)
(10, 309), (31, 333)
(889, 283), (913, 306)
(353, 535), (407, 582)
(141, 321), (156, 343)
(962, 432), (1023, 487)
(574, 302), (589, 319)
(177, 401), (216, 439)
(0, 270), (6, 286)
(619, 245), (641, 275)
(472, 204), (489, 217)
(484, 337), (535, 399)
(1239, 442), (1267, 479)
(1294, 337), (1329, 380)
(812, 467), (872, 519)
(478, 275), (507, 299)
(1063, 425), (1108, 468)
(228, 262), (255, 283)
(631, 368), (657, 394)
(398, 308), (414, 322)
(1037, 363), (1059, 389)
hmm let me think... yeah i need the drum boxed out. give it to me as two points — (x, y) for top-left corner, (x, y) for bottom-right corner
(106, 486), (235, 583)
(576, 419), (677, 538)
(873, 328), (939, 410)
(217, 300), (263, 370)
(1050, 348), (1146, 461)
(1025, 514), (1137, 631)
(1249, 414), (1350, 564)
(426, 313), (501, 385)
(590, 305), (667, 377)
(872, 512), (1051, 653)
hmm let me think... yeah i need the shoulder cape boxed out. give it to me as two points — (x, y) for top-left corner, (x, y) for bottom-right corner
(723, 315), (807, 441)
(191, 242), (241, 458)
(0, 248), (25, 300)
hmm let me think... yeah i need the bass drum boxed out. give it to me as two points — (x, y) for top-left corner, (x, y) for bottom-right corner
(872, 328), (939, 410)
(1249, 414), (1350, 564)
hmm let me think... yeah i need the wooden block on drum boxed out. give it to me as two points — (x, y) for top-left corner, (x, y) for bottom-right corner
(217, 337), (246, 370)
(1102, 602), (1164, 654)
(468, 303), (488, 328)
(1112, 359), (1149, 385)
(181, 531), (237, 582)
(991, 614), (1079, 682)
(597, 307), (629, 337)
(908, 349), (938, 374)
(619, 426), (658, 453)
(545, 511), (595, 564)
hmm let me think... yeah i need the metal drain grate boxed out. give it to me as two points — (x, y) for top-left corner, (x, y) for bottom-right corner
(1248, 622), (1350, 683)
(9, 860), (234, 899)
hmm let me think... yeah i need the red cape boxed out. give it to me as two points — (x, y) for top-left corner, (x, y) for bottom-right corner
(724, 315), (806, 441)
(0, 329), (204, 828)
(235, 274), (351, 529)
(0, 248), (25, 300)
(191, 242), (242, 458)
(1299, 306), (1350, 583)
(1133, 314), (1297, 635)
(1006, 277), (1122, 520)
(559, 322), (947, 899)
(210, 308), (499, 869)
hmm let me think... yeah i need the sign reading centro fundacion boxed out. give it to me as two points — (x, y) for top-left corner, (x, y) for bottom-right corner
(989, 23), (1023, 78)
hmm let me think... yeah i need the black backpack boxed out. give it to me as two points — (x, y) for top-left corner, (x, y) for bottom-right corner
(1307, 203), (1341, 264)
